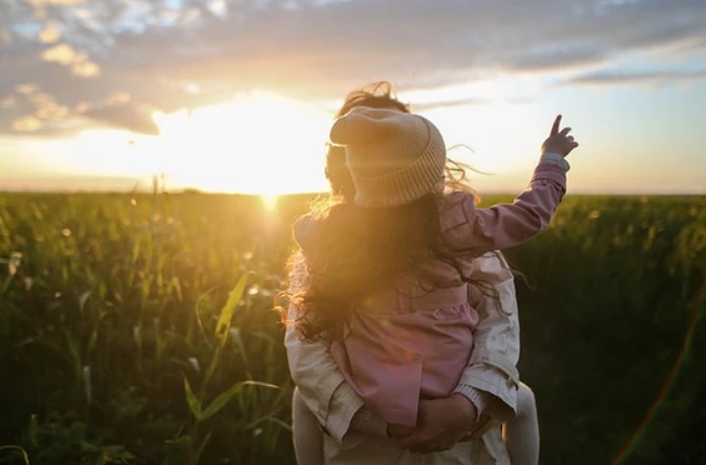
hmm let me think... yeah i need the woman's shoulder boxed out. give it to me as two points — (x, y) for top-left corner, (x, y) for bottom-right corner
(471, 251), (514, 282)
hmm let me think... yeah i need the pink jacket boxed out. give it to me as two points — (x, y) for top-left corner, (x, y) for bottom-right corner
(294, 163), (567, 427)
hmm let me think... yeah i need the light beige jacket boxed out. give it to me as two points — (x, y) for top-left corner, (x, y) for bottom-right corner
(285, 252), (521, 464)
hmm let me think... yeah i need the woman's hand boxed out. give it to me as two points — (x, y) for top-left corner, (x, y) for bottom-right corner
(542, 114), (579, 157)
(394, 394), (478, 453)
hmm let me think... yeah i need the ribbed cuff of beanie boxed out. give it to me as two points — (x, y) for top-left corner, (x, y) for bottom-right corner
(539, 152), (570, 172)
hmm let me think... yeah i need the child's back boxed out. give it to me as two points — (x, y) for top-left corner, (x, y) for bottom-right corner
(293, 106), (575, 431)
(294, 175), (564, 428)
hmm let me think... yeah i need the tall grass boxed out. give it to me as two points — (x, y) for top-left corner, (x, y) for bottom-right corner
(0, 192), (704, 464)
(0, 191), (299, 465)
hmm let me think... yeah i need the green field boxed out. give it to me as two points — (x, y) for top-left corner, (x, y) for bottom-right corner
(1, 192), (704, 465)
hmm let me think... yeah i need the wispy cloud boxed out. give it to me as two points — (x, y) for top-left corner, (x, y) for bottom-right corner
(565, 69), (706, 87)
(81, 101), (160, 135)
(1, 0), (705, 136)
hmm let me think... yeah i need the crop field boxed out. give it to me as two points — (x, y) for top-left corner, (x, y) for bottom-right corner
(0, 192), (704, 465)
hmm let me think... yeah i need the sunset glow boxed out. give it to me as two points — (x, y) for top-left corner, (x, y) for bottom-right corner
(1, 0), (705, 194)
(40, 91), (334, 194)
(149, 91), (333, 194)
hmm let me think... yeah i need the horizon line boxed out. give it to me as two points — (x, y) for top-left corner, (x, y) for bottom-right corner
(0, 187), (704, 197)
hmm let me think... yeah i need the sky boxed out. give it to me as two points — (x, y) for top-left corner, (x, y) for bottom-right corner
(1, 0), (705, 196)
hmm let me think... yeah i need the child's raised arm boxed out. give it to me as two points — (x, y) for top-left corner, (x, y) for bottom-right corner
(440, 115), (578, 254)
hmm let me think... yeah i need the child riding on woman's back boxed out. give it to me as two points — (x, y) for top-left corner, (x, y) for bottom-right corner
(289, 105), (578, 464)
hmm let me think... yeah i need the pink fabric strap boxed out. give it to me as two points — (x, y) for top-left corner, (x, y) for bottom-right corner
(361, 283), (469, 314)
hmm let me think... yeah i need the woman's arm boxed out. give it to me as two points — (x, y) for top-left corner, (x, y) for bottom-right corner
(284, 251), (366, 443)
(287, 252), (522, 447)
(396, 251), (522, 452)
(285, 314), (367, 443)
(454, 251), (521, 423)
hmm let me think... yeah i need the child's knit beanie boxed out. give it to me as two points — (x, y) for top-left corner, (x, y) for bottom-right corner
(329, 107), (446, 208)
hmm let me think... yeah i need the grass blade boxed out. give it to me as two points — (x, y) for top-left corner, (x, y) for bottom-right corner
(214, 275), (247, 347)
(199, 380), (279, 423)
(0, 445), (30, 465)
(183, 374), (202, 421)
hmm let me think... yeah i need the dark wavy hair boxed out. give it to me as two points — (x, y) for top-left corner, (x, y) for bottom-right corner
(284, 81), (500, 344)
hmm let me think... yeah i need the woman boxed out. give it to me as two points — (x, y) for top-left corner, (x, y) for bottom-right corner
(284, 82), (535, 464)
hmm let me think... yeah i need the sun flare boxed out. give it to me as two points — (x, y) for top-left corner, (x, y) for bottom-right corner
(57, 90), (334, 195)
(151, 91), (333, 195)
(261, 194), (278, 211)
(45, 86), (540, 196)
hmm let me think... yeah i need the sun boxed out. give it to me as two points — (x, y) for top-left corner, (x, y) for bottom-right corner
(260, 193), (279, 211)
(57, 90), (334, 195)
(53, 85), (537, 196)
(149, 91), (334, 195)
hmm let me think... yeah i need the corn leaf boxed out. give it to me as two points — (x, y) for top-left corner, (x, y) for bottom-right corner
(183, 374), (202, 421)
(214, 274), (247, 346)
(199, 380), (279, 423)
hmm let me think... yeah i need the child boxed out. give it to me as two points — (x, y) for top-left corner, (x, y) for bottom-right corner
(290, 107), (577, 464)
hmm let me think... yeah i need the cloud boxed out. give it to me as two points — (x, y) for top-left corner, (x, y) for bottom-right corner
(0, 83), (156, 137)
(24, 0), (84, 6)
(12, 115), (43, 132)
(0, 28), (12, 48)
(6, 85), (71, 131)
(80, 101), (160, 136)
(41, 43), (101, 77)
(0, 0), (705, 137)
(38, 24), (61, 43)
(503, 45), (608, 73)
(1, 95), (17, 109)
(411, 96), (530, 112)
(564, 69), (706, 87)
(26, 90), (71, 120)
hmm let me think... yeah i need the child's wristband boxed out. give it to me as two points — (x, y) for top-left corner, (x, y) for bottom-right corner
(540, 152), (570, 172)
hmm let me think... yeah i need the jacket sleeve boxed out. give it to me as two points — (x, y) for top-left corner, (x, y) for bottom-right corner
(442, 163), (566, 254)
(284, 252), (365, 444)
(456, 252), (521, 423)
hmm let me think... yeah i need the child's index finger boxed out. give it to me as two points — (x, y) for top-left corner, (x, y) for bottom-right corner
(551, 115), (562, 136)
